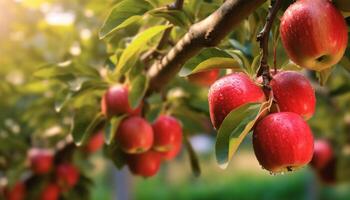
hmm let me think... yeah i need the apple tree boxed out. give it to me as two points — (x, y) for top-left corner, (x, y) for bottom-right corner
(1, 0), (350, 199)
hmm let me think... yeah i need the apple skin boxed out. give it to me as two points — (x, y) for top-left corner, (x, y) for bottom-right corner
(152, 115), (182, 152)
(188, 69), (220, 87)
(310, 139), (333, 170)
(40, 184), (60, 200)
(85, 131), (104, 153)
(28, 148), (54, 175)
(127, 150), (162, 177)
(5, 182), (25, 200)
(333, 0), (350, 12)
(208, 73), (265, 129)
(101, 85), (142, 118)
(280, 0), (348, 71)
(116, 116), (154, 154)
(270, 71), (316, 120)
(253, 112), (314, 173)
(56, 163), (80, 189)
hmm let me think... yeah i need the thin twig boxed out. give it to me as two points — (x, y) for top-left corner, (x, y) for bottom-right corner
(256, 0), (282, 94)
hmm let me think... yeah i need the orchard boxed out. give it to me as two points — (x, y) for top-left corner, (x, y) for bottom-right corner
(0, 0), (350, 199)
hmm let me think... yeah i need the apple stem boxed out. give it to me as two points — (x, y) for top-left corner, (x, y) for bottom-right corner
(257, 0), (282, 95)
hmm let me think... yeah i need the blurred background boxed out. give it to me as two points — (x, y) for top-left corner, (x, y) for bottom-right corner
(1, 0), (350, 200)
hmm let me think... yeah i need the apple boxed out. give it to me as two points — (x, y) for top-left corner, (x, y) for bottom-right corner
(39, 183), (60, 200)
(280, 0), (348, 71)
(333, 0), (350, 12)
(28, 148), (54, 175)
(101, 85), (142, 117)
(152, 115), (182, 152)
(253, 112), (314, 173)
(188, 69), (220, 87)
(159, 140), (182, 161)
(270, 71), (316, 120)
(208, 73), (265, 129)
(127, 150), (162, 177)
(56, 163), (80, 189)
(5, 182), (25, 200)
(116, 116), (153, 154)
(310, 139), (333, 170)
(85, 131), (104, 153)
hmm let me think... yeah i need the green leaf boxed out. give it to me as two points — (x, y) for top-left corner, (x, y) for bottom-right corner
(104, 142), (126, 169)
(104, 116), (126, 145)
(71, 112), (105, 146)
(180, 48), (241, 76)
(114, 25), (170, 76)
(34, 61), (75, 80)
(149, 7), (191, 29)
(184, 133), (201, 177)
(128, 74), (149, 109)
(99, 0), (153, 39)
(226, 50), (250, 73)
(215, 103), (262, 169)
(187, 57), (242, 76)
(317, 67), (334, 86)
(55, 88), (73, 113)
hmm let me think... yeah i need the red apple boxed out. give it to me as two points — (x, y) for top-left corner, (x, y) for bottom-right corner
(85, 131), (104, 153)
(127, 150), (161, 177)
(56, 163), (80, 189)
(208, 73), (265, 129)
(116, 116), (153, 154)
(310, 139), (333, 170)
(188, 69), (220, 87)
(152, 115), (182, 152)
(40, 183), (60, 200)
(159, 139), (182, 161)
(101, 85), (142, 117)
(28, 148), (54, 175)
(270, 71), (316, 120)
(280, 0), (348, 71)
(333, 0), (350, 12)
(253, 112), (314, 173)
(5, 182), (25, 200)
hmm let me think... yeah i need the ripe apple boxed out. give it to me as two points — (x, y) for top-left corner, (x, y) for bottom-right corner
(333, 0), (350, 12)
(253, 112), (314, 173)
(85, 131), (104, 153)
(159, 140), (182, 160)
(208, 73), (265, 129)
(127, 150), (161, 177)
(116, 116), (153, 154)
(188, 69), (220, 87)
(56, 163), (80, 189)
(28, 148), (54, 175)
(270, 71), (316, 119)
(152, 115), (182, 152)
(5, 182), (25, 200)
(39, 183), (60, 200)
(101, 85), (142, 117)
(280, 0), (348, 71)
(310, 139), (333, 170)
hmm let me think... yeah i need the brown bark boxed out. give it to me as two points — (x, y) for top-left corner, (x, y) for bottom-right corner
(147, 0), (267, 92)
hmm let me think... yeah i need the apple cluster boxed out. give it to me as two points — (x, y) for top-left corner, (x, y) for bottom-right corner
(208, 71), (316, 173)
(310, 139), (337, 184)
(4, 133), (104, 200)
(5, 149), (80, 200)
(101, 85), (183, 177)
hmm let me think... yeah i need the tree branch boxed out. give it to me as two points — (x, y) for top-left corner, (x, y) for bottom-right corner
(147, 0), (267, 92)
(256, 0), (282, 93)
